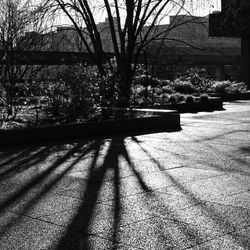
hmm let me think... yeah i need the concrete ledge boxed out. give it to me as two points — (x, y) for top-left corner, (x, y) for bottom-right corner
(141, 98), (223, 113)
(0, 110), (180, 146)
(211, 92), (250, 101)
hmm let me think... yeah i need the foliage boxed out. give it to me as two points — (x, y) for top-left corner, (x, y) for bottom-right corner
(168, 94), (176, 103)
(225, 82), (247, 94)
(176, 67), (214, 93)
(47, 0), (211, 102)
(40, 80), (69, 118)
(171, 79), (197, 94)
(39, 64), (120, 122)
(173, 93), (185, 103)
(210, 81), (247, 94)
(162, 85), (174, 94)
(0, 84), (6, 106)
(133, 74), (160, 88)
(2, 61), (249, 130)
(131, 71), (247, 107)
(185, 67), (213, 90)
(185, 95), (194, 103)
(0, 0), (50, 116)
(200, 94), (209, 102)
(211, 81), (231, 94)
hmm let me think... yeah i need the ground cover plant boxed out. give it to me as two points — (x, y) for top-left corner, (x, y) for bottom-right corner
(0, 66), (248, 130)
(130, 67), (247, 107)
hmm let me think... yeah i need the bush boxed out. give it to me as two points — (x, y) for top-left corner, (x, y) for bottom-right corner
(38, 64), (119, 122)
(133, 75), (152, 87)
(40, 80), (69, 117)
(226, 82), (248, 94)
(172, 80), (196, 94)
(211, 81), (231, 94)
(160, 80), (172, 86)
(211, 81), (248, 95)
(0, 84), (6, 107)
(180, 67), (214, 93)
(161, 93), (170, 104)
(185, 95), (194, 104)
(173, 93), (185, 103)
(162, 85), (174, 94)
(200, 94), (209, 102)
(168, 94), (177, 103)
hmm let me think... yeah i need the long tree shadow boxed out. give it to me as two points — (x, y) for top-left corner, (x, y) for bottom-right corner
(0, 139), (104, 239)
(0, 147), (37, 169)
(54, 136), (152, 250)
(0, 145), (59, 180)
(181, 129), (250, 176)
(131, 136), (249, 248)
(2, 130), (246, 249)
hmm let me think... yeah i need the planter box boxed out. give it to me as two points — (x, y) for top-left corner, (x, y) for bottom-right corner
(0, 109), (180, 146)
(141, 98), (223, 113)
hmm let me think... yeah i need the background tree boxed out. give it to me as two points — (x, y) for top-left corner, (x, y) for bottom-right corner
(46, 0), (213, 106)
(0, 0), (51, 116)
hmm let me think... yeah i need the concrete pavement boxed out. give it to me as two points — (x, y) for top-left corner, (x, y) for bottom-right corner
(0, 101), (249, 249)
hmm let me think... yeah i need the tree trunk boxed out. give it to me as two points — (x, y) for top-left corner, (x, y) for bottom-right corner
(117, 57), (133, 107)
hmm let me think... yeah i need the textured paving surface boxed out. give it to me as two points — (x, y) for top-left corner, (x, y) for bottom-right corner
(0, 101), (249, 250)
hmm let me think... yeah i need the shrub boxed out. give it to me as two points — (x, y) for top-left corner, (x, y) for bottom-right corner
(173, 93), (185, 103)
(211, 81), (248, 95)
(133, 74), (164, 88)
(0, 85), (6, 107)
(160, 93), (170, 104)
(211, 81), (231, 94)
(40, 80), (69, 117)
(162, 86), (174, 94)
(172, 80), (196, 94)
(200, 94), (209, 102)
(168, 94), (177, 103)
(154, 87), (163, 95)
(180, 67), (214, 93)
(226, 82), (248, 94)
(133, 75), (152, 87)
(160, 79), (171, 86)
(185, 95), (194, 104)
(39, 64), (119, 122)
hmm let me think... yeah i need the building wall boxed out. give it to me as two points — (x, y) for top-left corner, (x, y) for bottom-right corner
(16, 15), (241, 54)
(145, 15), (241, 51)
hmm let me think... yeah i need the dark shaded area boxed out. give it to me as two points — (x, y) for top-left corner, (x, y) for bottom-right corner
(240, 146), (250, 154)
(54, 136), (153, 250)
(0, 113), (180, 147)
(209, 0), (250, 89)
(0, 49), (241, 66)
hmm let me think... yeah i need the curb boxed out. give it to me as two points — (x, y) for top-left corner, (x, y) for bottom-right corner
(0, 110), (180, 146)
(140, 98), (223, 113)
(211, 92), (250, 101)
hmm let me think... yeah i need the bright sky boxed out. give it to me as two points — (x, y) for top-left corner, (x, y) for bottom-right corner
(53, 0), (221, 26)
(188, 0), (221, 16)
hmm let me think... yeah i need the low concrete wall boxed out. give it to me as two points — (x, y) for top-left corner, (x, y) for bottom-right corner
(0, 111), (180, 147)
(142, 98), (223, 113)
(211, 92), (250, 101)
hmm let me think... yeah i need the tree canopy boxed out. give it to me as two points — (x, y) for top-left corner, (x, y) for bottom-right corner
(43, 0), (214, 104)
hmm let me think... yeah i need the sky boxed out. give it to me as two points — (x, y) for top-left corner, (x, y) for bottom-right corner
(187, 0), (221, 16)
(52, 0), (222, 26)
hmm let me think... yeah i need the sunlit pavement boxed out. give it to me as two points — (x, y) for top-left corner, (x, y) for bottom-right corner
(0, 101), (249, 250)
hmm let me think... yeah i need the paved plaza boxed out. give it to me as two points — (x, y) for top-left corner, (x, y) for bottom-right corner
(0, 101), (249, 249)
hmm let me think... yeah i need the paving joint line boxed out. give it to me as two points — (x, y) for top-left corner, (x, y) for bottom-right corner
(183, 223), (250, 250)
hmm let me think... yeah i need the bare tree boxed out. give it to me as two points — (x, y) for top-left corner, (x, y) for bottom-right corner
(0, 0), (51, 116)
(46, 0), (212, 105)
